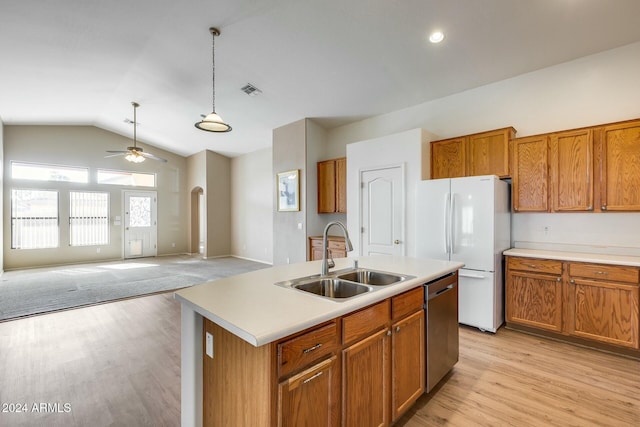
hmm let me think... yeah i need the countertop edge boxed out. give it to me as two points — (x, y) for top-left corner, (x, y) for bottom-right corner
(503, 248), (640, 267)
(175, 258), (463, 347)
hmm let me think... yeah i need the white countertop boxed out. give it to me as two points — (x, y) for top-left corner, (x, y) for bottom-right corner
(503, 248), (640, 267)
(174, 256), (463, 347)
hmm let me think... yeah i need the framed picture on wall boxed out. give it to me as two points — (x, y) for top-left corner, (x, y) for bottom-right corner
(277, 169), (300, 211)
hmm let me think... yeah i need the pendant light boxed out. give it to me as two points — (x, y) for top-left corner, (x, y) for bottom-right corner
(195, 27), (232, 132)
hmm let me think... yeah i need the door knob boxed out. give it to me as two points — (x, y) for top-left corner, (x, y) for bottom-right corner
(394, 240), (401, 245)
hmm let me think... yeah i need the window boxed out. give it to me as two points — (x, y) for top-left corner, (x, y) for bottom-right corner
(11, 162), (89, 183)
(11, 189), (59, 249)
(70, 192), (109, 246)
(97, 169), (155, 187)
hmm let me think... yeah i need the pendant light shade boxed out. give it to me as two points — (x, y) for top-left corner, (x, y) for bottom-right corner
(195, 27), (232, 132)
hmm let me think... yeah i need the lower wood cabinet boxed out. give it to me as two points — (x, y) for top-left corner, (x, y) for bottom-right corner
(391, 310), (425, 419)
(506, 256), (640, 355)
(342, 328), (390, 427)
(277, 356), (340, 427)
(309, 236), (346, 261)
(203, 286), (427, 426)
(566, 263), (639, 349)
(505, 258), (563, 332)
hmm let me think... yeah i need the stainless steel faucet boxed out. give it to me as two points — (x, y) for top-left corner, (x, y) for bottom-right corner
(321, 221), (354, 276)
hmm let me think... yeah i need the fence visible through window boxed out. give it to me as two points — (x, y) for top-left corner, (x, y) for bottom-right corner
(11, 189), (59, 249)
(70, 192), (109, 246)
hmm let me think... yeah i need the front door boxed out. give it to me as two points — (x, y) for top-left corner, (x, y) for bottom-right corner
(360, 166), (404, 256)
(123, 190), (157, 258)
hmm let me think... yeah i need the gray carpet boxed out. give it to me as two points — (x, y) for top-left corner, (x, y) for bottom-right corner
(0, 255), (268, 321)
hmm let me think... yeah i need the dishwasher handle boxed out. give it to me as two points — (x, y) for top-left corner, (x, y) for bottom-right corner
(428, 283), (455, 300)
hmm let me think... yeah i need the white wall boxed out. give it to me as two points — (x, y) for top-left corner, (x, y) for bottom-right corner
(231, 147), (273, 263)
(346, 128), (433, 256)
(330, 41), (640, 254)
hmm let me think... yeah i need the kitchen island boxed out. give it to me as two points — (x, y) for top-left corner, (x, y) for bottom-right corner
(174, 255), (463, 427)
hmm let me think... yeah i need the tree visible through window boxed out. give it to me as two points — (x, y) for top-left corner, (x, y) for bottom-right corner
(11, 189), (59, 249)
(70, 192), (109, 246)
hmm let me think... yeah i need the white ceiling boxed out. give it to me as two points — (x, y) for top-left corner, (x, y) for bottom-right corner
(2, 0), (640, 158)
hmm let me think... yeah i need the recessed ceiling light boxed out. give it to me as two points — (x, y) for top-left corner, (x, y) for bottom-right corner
(429, 31), (445, 43)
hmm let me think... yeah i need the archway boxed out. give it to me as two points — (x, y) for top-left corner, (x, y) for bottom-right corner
(190, 187), (204, 255)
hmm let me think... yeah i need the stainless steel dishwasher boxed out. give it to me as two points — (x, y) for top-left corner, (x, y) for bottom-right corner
(424, 271), (459, 392)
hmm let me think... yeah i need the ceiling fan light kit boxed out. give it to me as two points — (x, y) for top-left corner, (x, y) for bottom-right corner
(105, 102), (168, 163)
(195, 27), (232, 133)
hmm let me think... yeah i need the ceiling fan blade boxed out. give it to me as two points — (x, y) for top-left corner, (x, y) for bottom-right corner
(104, 152), (127, 158)
(140, 151), (168, 162)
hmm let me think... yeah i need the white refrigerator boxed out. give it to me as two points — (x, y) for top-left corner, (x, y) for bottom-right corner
(415, 175), (511, 332)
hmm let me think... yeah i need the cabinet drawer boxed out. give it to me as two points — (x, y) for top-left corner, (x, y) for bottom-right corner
(508, 257), (562, 275)
(328, 240), (345, 251)
(342, 300), (390, 345)
(568, 263), (640, 284)
(392, 287), (424, 321)
(310, 238), (323, 247)
(277, 321), (339, 378)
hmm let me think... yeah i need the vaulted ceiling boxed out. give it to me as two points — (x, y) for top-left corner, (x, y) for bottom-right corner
(2, 0), (640, 158)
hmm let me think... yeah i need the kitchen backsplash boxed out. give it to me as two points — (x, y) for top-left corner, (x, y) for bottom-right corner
(512, 212), (640, 257)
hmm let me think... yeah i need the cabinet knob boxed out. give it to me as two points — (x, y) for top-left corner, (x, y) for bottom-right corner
(395, 326), (401, 333)
(601, 205), (607, 211)
(587, 206), (593, 211)
(557, 277), (562, 282)
(386, 330), (392, 337)
(569, 279), (575, 284)
(514, 207), (519, 212)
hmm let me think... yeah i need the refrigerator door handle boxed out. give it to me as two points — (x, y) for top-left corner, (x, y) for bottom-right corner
(444, 192), (450, 254)
(449, 193), (455, 254)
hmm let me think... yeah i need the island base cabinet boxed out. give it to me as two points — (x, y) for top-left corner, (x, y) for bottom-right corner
(203, 319), (274, 427)
(277, 356), (340, 427)
(391, 310), (425, 420)
(567, 279), (639, 349)
(342, 328), (390, 427)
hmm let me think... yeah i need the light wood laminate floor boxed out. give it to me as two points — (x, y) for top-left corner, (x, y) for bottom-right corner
(1, 292), (638, 426)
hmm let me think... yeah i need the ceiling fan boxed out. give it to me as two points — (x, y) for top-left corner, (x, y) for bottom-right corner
(105, 102), (167, 163)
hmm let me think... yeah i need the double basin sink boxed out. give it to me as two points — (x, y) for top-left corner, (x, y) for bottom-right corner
(275, 268), (414, 301)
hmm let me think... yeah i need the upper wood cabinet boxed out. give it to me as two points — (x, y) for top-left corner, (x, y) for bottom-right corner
(431, 137), (466, 179)
(318, 157), (346, 213)
(549, 128), (594, 212)
(430, 127), (515, 179)
(599, 120), (640, 211)
(512, 135), (549, 212)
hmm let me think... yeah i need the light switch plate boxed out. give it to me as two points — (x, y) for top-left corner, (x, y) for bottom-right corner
(205, 332), (214, 358)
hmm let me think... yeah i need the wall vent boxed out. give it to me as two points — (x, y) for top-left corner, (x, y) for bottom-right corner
(241, 83), (262, 97)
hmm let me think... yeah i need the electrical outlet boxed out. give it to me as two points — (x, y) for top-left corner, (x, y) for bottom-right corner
(205, 332), (214, 358)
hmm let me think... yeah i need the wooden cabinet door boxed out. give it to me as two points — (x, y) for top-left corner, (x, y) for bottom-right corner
(430, 138), (466, 179)
(567, 279), (639, 349)
(342, 328), (390, 427)
(467, 128), (514, 178)
(318, 160), (337, 213)
(506, 270), (563, 332)
(550, 129), (594, 212)
(512, 135), (549, 212)
(278, 356), (340, 427)
(600, 121), (640, 211)
(391, 310), (424, 421)
(335, 157), (347, 213)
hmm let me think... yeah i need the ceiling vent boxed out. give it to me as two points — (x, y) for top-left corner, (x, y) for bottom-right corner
(241, 83), (262, 97)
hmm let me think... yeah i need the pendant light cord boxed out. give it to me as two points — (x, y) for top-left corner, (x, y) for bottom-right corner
(211, 30), (216, 113)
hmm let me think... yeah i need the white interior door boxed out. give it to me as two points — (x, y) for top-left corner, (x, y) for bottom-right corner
(123, 191), (158, 259)
(361, 166), (404, 256)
